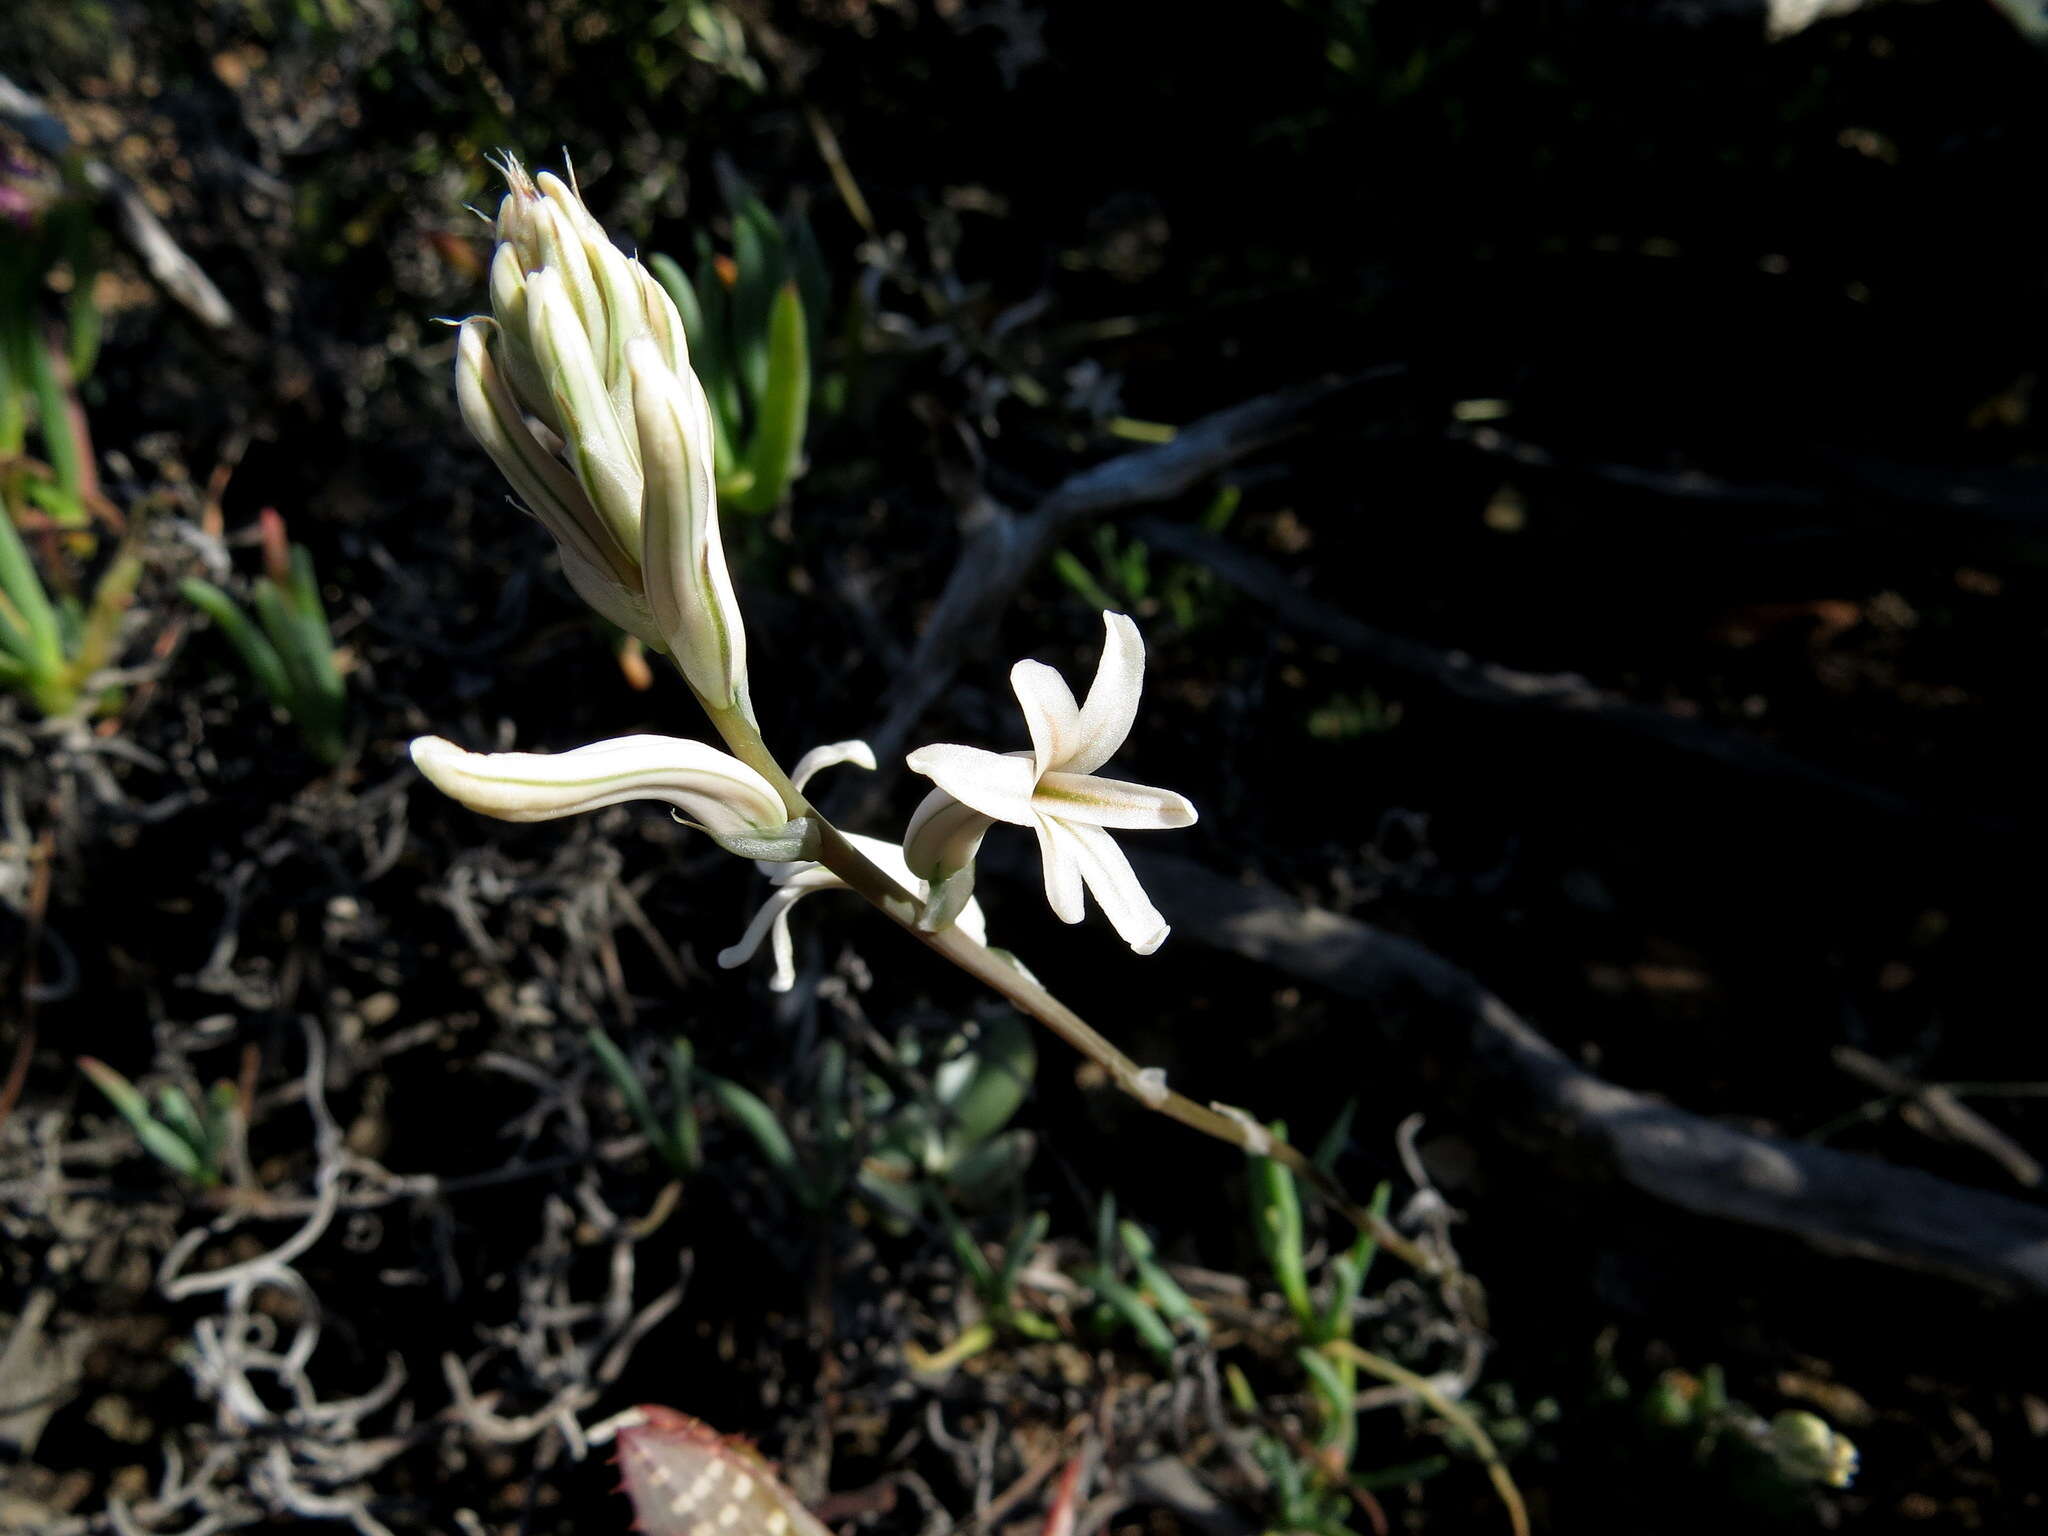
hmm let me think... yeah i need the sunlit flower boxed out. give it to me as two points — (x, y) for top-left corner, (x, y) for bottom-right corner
(718, 738), (988, 990)
(410, 733), (786, 836)
(453, 156), (748, 708)
(904, 612), (1196, 954)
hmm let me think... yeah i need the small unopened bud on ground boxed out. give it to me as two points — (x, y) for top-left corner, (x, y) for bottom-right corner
(1768, 1411), (1859, 1488)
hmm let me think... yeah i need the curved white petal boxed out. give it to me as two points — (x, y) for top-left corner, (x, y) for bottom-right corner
(718, 885), (809, 992)
(456, 319), (632, 586)
(531, 197), (608, 367)
(759, 862), (847, 892)
(1032, 810), (1087, 925)
(902, 789), (995, 884)
(791, 740), (877, 793)
(631, 341), (746, 705)
(902, 793), (992, 934)
(836, 830), (914, 885)
(726, 832), (989, 987)
(819, 831), (989, 943)
(410, 734), (785, 835)
(1054, 818), (1170, 955)
(556, 535), (665, 649)
(631, 259), (690, 376)
(1034, 771), (1197, 830)
(1067, 611), (1146, 775)
(485, 246), (559, 434)
(1009, 659), (1081, 780)
(529, 269), (643, 557)
(905, 744), (1038, 826)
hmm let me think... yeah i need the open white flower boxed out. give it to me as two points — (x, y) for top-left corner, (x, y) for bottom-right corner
(410, 733), (786, 836)
(904, 612), (1196, 955)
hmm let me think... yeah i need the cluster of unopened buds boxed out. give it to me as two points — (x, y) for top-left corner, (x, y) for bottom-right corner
(415, 157), (1197, 987)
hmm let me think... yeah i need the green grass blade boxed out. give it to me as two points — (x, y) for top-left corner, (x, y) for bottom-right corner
(281, 547), (347, 758)
(1322, 1181), (1392, 1341)
(729, 191), (784, 403)
(588, 1027), (679, 1171)
(649, 252), (705, 354)
(996, 1209), (1048, 1304)
(69, 543), (142, 685)
(181, 578), (293, 710)
(1119, 1220), (1210, 1340)
(0, 501), (65, 671)
(934, 1012), (1035, 1155)
(78, 1058), (206, 1182)
(703, 1072), (806, 1193)
(692, 255), (745, 473)
(154, 1085), (207, 1151)
(785, 210), (830, 359)
(665, 1037), (702, 1173)
(1087, 1266), (1176, 1362)
(731, 282), (810, 514)
(1251, 1123), (1314, 1331)
(1298, 1345), (1357, 1459)
(25, 331), (87, 511)
(1050, 550), (1120, 614)
(941, 1205), (999, 1297)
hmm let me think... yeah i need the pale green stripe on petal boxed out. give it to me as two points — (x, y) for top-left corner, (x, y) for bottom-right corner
(1033, 771), (1197, 830)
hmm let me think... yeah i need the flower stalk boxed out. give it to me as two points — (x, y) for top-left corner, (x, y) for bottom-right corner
(422, 153), (1439, 1282)
(692, 680), (1431, 1271)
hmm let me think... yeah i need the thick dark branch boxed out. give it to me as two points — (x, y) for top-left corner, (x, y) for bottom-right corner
(1136, 849), (2048, 1300)
(1135, 515), (2024, 863)
(856, 368), (1406, 788)
(1455, 425), (2048, 549)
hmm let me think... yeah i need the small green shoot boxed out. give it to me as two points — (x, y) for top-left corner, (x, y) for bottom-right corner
(1052, 481), (1238, 629)
(1245, 1120), (1527, 1535)
(648, 175), (828, 514)
(0, 468), (143, 718)
(860, 1012), (1038, 1220)
(1079, 1193), (1207, 1364)
(1, 153), (103, 520)
(588, 1027), (703, 1176)
(180, 509), (347, 764)
(78, 1057), (238, 1189)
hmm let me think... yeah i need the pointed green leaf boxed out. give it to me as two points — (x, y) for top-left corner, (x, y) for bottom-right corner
(180, 578), (294, 710)
(731, 282), (810, 514)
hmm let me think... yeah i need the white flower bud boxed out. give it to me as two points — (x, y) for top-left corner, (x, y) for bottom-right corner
(461, 154), (754, 683)
(527, 267), (643, 558)
(410, 734), (786, 836)
(902, 787), (995, 934)
(485, 244), (557, 434)
(629, 339), (747, 708)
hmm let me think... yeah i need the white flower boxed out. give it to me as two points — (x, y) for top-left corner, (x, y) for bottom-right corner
(410, 733), (786, 836)
(453, 156), (748, 706)
(454, 317), (662, 649)
(629, 339), (746, 708)
(904, 611), (1196, 954)
(718, 738), (988, 991)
